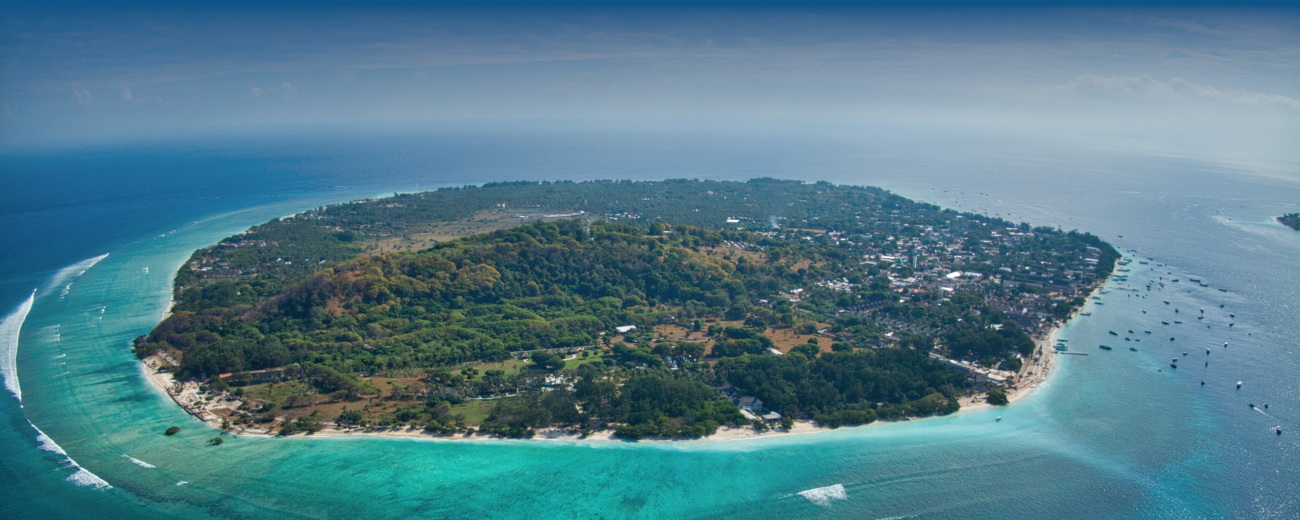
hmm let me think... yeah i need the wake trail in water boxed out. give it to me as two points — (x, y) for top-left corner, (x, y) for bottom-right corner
(31, 422), (112, 489)
(1, 289), (37, 402)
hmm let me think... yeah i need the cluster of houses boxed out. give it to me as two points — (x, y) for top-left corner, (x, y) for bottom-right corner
(719, 213), (1109, 383)
(928, 354), (1017, 386)
(734, 395), (783, 425)
(734, 214), (1105, 335)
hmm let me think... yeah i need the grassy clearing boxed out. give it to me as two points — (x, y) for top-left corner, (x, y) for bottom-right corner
(456, 358), (530, 380)
(240, 381), (316, 404)
(563, 350), (612, 369)
(451, 399), (496, 424)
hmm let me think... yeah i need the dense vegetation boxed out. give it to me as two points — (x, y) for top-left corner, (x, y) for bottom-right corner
(718, 348), (963, 427)
(1279, 213), (1300, 231)
(137, 179), (1116, 439)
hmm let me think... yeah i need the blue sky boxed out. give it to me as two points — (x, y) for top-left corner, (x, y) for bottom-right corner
(1, 5), (1296, 169)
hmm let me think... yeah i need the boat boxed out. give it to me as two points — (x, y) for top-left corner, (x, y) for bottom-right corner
(1099, 345), (1113, 351)
(996, 416), (1002, 422)
(1108, 331), (1118, 336)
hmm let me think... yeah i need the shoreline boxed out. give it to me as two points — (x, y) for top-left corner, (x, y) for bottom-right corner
(140, 313), (1070, 445)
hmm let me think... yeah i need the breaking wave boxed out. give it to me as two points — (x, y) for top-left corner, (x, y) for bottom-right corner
(2, 254), (109, 403)
(44, 253), (110, 300)
(797, 483), (847, 507)
(122, 454), (157, 469)
(1, 290), (37, 402)
(32, 422), (111, 489)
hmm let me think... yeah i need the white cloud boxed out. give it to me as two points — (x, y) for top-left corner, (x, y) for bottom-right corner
(72, 88), (92, 106)
(249, 86), (264, 97)
(280, 81), (298, 97)
(1059, 74), (1300, 109)
(121, 88), (133, 101)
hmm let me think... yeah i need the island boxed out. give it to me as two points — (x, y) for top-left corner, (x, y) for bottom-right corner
(1279, 213), (1300, 231)
(134, 179), (1118, 440)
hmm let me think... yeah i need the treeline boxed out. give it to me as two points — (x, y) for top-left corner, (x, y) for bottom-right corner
(717, 348), (962, 428)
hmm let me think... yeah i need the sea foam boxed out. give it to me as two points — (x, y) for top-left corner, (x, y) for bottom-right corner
(2, 254), (110, 402)
(44, 253), (109, 300)
(1, 289), (37, 402)
(797, 484), (847, 507)
(122, 454), (157, 469)
(31, 422), (111, 489)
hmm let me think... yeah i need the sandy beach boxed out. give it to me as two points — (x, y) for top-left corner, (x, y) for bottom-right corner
(140, 314), (1066, 444)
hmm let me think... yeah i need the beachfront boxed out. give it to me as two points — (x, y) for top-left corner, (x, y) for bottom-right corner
(140, 319), (1063, 445)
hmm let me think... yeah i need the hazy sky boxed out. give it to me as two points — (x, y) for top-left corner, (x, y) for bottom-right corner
(1, 5), (1297, 169)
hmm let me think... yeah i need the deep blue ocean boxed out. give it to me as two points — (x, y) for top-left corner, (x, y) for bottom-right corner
(2, 127), (1297, 519)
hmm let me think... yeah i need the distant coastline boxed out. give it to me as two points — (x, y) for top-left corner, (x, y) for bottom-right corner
(1278, 213), (1300, 231)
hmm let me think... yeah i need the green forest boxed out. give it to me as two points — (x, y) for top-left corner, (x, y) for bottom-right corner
(137, 179), (1116, 439)
(1279, 213), (1300, 231)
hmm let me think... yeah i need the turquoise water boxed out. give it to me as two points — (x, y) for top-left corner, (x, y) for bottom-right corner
(2, 132), (1297, 518)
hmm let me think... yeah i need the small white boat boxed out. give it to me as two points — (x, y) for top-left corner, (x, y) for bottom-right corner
(995, 416), (1002, 422)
